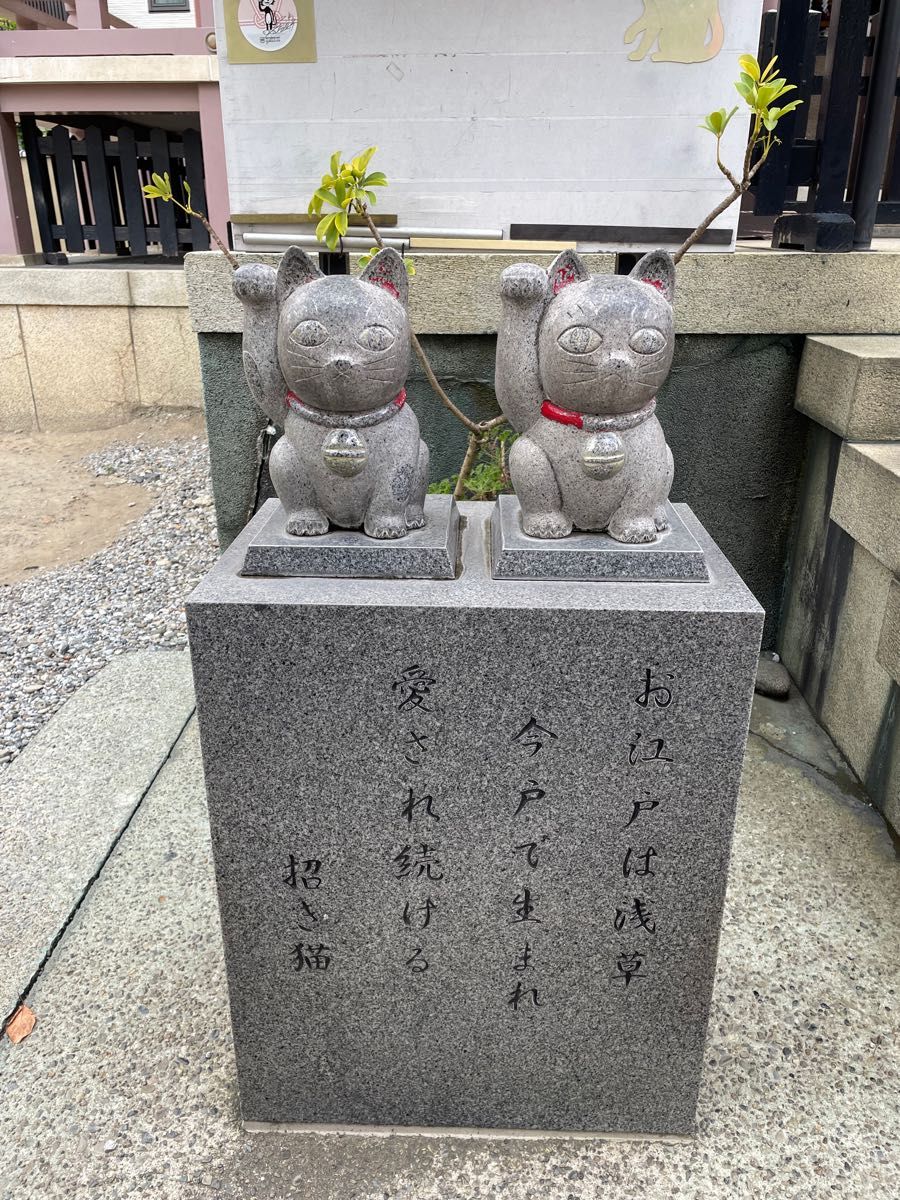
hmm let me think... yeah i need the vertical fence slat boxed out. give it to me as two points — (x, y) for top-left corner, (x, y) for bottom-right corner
(182, 127), (210, 251)
(20, 115), (58, 256)
(50, 124), (85, 253)
(883, 93), (900, 201)
(815, 0), (871, 210)
(84, 125), (117, 253)
(116, 126), (148, 256)
(150, 127), (178, 256)
(753, 1), (818, 216)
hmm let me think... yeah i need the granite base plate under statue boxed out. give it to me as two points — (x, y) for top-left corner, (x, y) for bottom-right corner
(491, 495), (709, 582)
(241, 494), (460, 580)
(187, 501), (763, 1136)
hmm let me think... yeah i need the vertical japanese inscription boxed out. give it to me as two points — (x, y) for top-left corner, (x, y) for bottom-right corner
(505, 714), (557, 1012)
(283, 851), (330, 973)
(613, 664), (676, 987)
(390, 663), (443, 974)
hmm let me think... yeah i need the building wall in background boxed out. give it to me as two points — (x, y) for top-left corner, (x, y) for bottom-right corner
(107, 0), (196, 28)
(215, 0), (764, 244)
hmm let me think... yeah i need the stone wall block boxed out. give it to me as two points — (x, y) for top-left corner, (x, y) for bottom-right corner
(797, 335), (900, 440)
(131, 307), (203, 410)
(18, 305), (140, 430)
(831, 442), (900, 575)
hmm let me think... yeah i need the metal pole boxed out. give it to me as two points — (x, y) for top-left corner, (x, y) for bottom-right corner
(852, 0), (900, 248)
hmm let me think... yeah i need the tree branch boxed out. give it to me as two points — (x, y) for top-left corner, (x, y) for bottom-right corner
(360, 208), (501, 436)
(453, 432), (481, 500)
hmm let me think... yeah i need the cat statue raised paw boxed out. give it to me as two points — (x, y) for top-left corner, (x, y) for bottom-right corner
(495, 249), (676, 544)
(233, 246), (429, 539)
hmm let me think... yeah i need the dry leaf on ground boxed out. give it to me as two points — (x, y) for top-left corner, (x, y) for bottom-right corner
(5, 1004), (36, 1044)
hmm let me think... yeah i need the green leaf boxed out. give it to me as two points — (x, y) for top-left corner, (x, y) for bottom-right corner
(357, 145), (377, 173)
(760, 55), (779, 82)
(734, 79), (755, 103)
(335, 209), (349, 236)
(405, 260), (416, 277)
(329, 150), (341, 177)
(361, 171), (388, 188)
(738, 53), (760, 81)
(365, 189), (379, 206)
(316, 213), (336, 243)
(141, 184), (162, 199)
(314, 187), (340, 208)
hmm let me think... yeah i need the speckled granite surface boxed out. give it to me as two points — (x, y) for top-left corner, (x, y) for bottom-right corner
(1, 637), (897, 1197)
(186, 501), (760, 1133)
(241, 495), (460, 580)
(491, 496), (708, 581)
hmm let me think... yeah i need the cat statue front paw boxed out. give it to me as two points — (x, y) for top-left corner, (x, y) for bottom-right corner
(608, 514), (658, 544)
(522, 511), (573, 539)
(286, 508), (329, 537)
(364, 513), (408, 540)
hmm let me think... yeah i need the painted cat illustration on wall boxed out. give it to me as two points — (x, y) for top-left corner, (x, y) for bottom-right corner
(625, 0), (725, 63)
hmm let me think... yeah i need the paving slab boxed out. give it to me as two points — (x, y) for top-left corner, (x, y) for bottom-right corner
(1, 694), (898, 1199)
(0, 651), (195, 1024)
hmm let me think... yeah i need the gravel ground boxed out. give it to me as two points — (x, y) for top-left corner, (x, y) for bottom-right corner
(0, 436), (218, 768)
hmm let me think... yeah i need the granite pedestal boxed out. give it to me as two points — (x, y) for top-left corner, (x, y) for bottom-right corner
(241, 495), (460, 580)
(186, 501), (763, 1136)
(491, 495), (708, 582)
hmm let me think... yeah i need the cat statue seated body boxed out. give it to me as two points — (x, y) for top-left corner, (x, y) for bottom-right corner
(233, 246), (429, 539)
(495, 249), (676, 544)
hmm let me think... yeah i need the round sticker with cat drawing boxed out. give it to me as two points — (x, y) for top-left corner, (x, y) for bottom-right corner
(238, 0), (298, 52)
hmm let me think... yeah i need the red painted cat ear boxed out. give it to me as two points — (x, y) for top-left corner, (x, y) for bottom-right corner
(630, 250), (675, 304)
(547, 250), (589, 297)
(360, 247), (409, 306)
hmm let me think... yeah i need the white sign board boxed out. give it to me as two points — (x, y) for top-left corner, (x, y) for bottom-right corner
(215, 0), (765, 250)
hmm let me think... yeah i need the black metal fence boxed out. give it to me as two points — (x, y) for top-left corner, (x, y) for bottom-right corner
(20, 115), (211, 261)
(744, 0), (900, 249)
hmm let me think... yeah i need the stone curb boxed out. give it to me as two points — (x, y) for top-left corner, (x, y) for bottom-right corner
(0, 650), (196, 1024)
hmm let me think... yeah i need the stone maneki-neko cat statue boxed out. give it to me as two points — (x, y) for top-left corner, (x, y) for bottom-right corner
(496, 249), (676, 544)
(233, 246), (428, 540)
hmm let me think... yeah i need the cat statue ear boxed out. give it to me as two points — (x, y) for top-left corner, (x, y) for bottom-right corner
(360, 247), (409, 307)
(547, 249), (590, 298)
(276, 246), (323, 306)
(630, 250), (675, 305)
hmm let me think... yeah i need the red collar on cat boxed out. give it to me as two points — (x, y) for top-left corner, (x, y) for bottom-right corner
(285, 388), (406, 428)
(541, 396), (656, 433)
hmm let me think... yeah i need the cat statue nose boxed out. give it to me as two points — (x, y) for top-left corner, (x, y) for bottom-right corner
(605, 351), (631, 372)
(331, 355), (353, 375)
